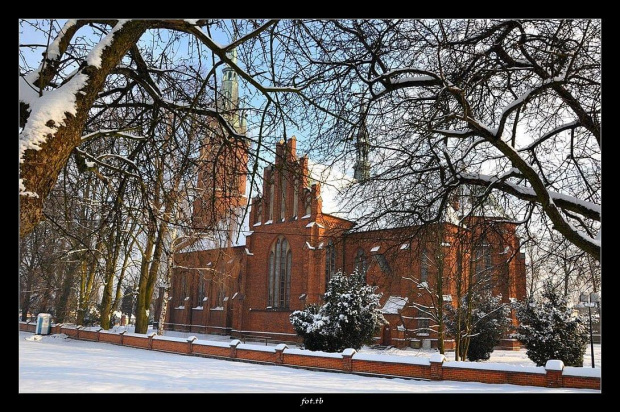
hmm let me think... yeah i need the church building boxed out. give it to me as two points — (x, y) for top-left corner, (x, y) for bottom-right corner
(163, 53), (527, 350)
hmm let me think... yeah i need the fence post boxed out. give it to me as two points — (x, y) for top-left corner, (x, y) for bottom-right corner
(342, 348), (356, 373)
(187, 336), (197, 354)
(275, 344), (287, 364)
(229, 339), (241, 359)
(545, 360), (564, 388)
(430, 353), (445, 381)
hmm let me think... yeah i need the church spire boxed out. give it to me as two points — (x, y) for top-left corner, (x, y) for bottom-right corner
(353, 103), (370, 182)
(218, 41), (246, 135)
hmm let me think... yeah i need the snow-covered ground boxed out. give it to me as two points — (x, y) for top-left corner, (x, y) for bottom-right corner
(112, 325), (601, 369)
(19, 331), (598, 393)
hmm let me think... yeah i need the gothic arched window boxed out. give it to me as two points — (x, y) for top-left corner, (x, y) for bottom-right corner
(268, 236), (292, 308)
(325, 240), (336, 289)
(354, 248), (368, 281)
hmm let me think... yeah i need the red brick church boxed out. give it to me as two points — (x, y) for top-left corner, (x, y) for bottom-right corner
(163, 53), (527, 349)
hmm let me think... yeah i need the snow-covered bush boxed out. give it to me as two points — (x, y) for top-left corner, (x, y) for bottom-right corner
(445, 293), (512, 361)
(514, 281), (589, 367)
(290, 270), (386, 352)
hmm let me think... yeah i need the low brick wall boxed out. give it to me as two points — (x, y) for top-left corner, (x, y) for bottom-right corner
(99, 331), (122, 345)
(282, 351), (343, 371)
(561, 375), (600, 390)
(236, 348), (276, 363)
(152, 336), (192, 354)
(192, 342), (231, 358)
(352, 358), (431, 380)
(78, 330), (99, 342)
(123, 334), (150, 349)
(19, 322), (599, 391)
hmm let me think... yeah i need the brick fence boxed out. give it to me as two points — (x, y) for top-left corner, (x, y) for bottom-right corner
(19, 322), (600, 390)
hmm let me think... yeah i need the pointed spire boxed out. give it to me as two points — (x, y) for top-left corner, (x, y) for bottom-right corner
(353, 103), (370, 182)
(218, 32), (246, 135)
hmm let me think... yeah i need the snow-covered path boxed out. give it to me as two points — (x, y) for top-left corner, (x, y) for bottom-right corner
(19, 332), (597, 393)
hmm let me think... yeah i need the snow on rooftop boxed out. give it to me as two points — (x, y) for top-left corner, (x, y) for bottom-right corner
(381, 296), (408, 314)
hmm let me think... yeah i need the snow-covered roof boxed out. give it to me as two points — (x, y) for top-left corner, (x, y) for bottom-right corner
(381, 296), (408, 314)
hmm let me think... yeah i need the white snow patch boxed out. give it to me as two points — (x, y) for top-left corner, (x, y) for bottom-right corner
(370, 246), (380, 252)
(562, 367), (601, 378)
(381, 296), (408, 314)
(545, 360), (564, 371)
(86, 20), (129, 69)
(301, 214), (311, 219)
(20, 72), (88, 164)
(25, 335), (43, 342)
(430, 353), (445, 363)
(353, 353), (430, 366)
(19, 74), (40, 105)
(46, 20), (78, 61)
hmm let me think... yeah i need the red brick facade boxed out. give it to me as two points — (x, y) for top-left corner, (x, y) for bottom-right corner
(166, 138), (527, 347)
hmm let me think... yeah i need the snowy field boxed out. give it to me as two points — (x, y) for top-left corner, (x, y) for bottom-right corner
(19, 331), (598, 394)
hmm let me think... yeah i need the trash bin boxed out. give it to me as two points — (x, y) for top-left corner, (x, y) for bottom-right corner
(36, 313), (52, 335)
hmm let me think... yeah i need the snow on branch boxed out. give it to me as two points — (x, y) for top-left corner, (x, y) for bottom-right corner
(518, 121), (581, 152)
(86, 20), (129, 68)
(19, 73), (89, 166)
(458, 172), (600, 221)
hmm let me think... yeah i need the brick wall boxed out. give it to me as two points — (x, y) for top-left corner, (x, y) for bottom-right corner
(282, 353), (343, 371)
(352, 359), (431, 379)
(19, 322), (598, 391)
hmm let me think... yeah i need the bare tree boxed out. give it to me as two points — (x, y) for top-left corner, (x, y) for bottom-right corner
(273, 19), (600, 261)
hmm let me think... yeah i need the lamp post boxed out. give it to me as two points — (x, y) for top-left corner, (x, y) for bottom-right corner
(579, 292), (599, 368)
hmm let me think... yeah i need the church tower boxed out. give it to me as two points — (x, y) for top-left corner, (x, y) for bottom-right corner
(353, 104), (370, 182)
(193, 46), (249, 247)
(218, 47), (246, 135)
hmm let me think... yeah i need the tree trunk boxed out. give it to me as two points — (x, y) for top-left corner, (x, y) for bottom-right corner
(54, 262), (78, 323)
(20, 21), (150, 238)
(157, 253), (174, 335)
